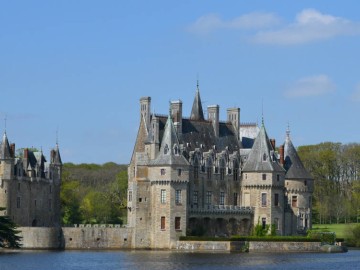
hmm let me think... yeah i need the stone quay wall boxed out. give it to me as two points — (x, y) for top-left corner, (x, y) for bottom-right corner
(176, 240), (322, 252)
(19, 226), (133, 250)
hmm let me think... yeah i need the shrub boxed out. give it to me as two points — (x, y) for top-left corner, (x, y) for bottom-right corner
(346, 224), (360, 247)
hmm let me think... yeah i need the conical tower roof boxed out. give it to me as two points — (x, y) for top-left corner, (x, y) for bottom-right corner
(243, 121), (284, 172)
(52, 143), (62, 165)
(190, 83), (205, 121)
(151, 112), (189, 166)
(0, 132), (12, 159)
(284, 130), (312, 179)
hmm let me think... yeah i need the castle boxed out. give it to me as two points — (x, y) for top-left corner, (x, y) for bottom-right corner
(128, 87), (313, 249)
(0, 131), (62, 227)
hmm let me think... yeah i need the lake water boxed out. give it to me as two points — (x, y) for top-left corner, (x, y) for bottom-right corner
(1, 249), (359, 270)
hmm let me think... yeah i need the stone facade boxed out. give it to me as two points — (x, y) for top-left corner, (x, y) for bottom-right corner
(128, 87), (314, 249)
(0, 132), (62, 227)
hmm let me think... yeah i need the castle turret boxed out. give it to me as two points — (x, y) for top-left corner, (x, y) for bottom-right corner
(190, 83), (204, 121)
(242, 120), (286, 235)
(0, 132), (14, 180)
(284, 128), (313, 234)
(149, 110), (189, 248)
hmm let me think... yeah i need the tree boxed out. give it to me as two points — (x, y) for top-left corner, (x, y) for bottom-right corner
(0, 208), (22, 248)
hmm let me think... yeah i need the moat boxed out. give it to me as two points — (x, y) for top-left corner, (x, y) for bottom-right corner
(1, 250), (359, 270)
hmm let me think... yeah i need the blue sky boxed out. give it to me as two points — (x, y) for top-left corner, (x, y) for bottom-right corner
(1, 1), (360, 164)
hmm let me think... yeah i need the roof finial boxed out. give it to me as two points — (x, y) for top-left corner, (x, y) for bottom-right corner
(286, 122), (291, 137)
(168, 101), (172, 119)
(261, 99), (264, 126)
(56, 127), (59, 146)
(196, 74), (199, 91)
(4, 114), (7, 134)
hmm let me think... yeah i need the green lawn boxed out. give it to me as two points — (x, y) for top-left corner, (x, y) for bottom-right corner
(311, 223), (358, 238)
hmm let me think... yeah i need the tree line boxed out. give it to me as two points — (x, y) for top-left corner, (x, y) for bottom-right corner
(298, 142), (360, 224)
(61, 162), (128, 225)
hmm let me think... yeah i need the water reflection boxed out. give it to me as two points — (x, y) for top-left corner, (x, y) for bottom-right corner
(0, 250), (359, 270)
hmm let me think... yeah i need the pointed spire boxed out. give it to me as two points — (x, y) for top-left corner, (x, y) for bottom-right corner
(151, 104), (189, 166)
(0, 131), (12, 159)
(284, 128), (312, 179)
(242, 121), (284, 172)
(52, 142), (62, 165)
(190, 82), (205, 121)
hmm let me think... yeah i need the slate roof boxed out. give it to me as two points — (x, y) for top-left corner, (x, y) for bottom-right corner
(0, 132), (11, 159)
(190, 88), (205, 121)
(284, 132), (312, 179)
(151, 114), (189, 166)
(156, 116), (241, 154)
(242, 122), (284, 172)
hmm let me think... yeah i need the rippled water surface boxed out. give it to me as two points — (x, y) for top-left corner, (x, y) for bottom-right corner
(1, 250), (359, 270)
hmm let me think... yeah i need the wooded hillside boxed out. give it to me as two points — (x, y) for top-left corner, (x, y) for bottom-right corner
(61, 162), (128, 225)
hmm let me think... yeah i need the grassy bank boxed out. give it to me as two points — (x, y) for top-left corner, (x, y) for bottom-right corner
(312, 223), (358, 238)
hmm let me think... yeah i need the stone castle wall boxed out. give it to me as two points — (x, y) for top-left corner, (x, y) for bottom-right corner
(19, 226), (133, 249)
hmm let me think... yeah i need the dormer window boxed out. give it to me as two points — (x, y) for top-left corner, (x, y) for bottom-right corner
(174, 145), (179, 155)
(263, 153), (267, 161)
(164, 144), (169, 154)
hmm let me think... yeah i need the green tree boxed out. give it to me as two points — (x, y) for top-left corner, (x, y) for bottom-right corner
(0, 208), (22, 248)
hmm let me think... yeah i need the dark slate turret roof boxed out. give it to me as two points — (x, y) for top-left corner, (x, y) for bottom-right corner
(151, 114), (189, 166)
(0, 132), (11, 159)
(53, 144), (62, 165)
(284, 131), (312, 179)
(242, 122), (284, 172)
(190, 87), (205, 121)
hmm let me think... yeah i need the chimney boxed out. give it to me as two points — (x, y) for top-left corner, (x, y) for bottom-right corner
(171, 100), (182, 135)
(270, 139), (276, 150)
(279, 144), (284, 166)
(208, 105), (219, 137)
(10, 143), (15, 158)
(140, 96), (151, 130)
(24, 148), (28, 159)
(227, 108), (240, 140)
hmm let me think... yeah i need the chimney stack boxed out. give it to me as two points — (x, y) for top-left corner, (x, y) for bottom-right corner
(171, 100), (182, 135)
(10, 143), (15, 158)
(208, 105), (219, 137)
(279, 144), (284, 166)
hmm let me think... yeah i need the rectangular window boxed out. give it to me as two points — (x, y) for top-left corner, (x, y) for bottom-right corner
(233, 193), (238, 206)
(207, 167), (212, 180)
(262, 174), (266, 180)
(277, 174), (280, 181)
(206, 191), (212, 205)
(233, 168), (238, 181)
(193, 191), (198, 205)
(175, 217), (181, 230)
(292, 196), (298, 207)
(274, 218), (279, 230)
(194, 166), (199, 180)
(161, 189), (166, 204)
(175, 190), (182, 205)
(220, 192), (225, 205)
(17, 197), (21, 208)
(160, 169), (166, 175)
(34, 200), (37, 207)
(274, 193), (279, 206)
(161, 216), (165, 230)
(261, 193), (267, 207)
(18, 183), (20, 191)
(178, 169), (182, 176)
(304, 180), (307, 186)
(49, 199), (52, 211)
(220, 168), (225, 180)
(128, 190), (133, 202)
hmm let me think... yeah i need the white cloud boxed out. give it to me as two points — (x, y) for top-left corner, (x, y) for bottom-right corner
(284, 75), (336, 98)
(351, 84), (360, 102)
(253, 9), (360, 45)
(188, 12), (280, 34)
